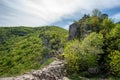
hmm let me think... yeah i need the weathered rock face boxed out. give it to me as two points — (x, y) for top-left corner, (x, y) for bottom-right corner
(68, 23), (80, 40)
(100, 14), (108, 21)
(68, 14), (90, 40)
(0, 60), (66, 80)
(68, 14), (108, 40)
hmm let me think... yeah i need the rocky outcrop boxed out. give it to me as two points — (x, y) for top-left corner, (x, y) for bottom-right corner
(68, 14), (108, 40)
(68, 14), (90, 40)
(0, 60), (66, 80)
(68, 23), (80, 40)
(99, 14), (108, 21)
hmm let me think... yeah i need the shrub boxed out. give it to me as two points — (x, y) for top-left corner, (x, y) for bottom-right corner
(64, 32), (104, 73)
(80, 32), (104, 68)
(64, 40), (81, 73)
(108, 51), (120, 77)
(106, 25), (120, 77)
(105, 24), (120, 53)
(101, 18), (115, 35)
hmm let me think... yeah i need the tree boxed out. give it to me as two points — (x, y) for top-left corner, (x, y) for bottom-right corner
(92, 9), (101, 17)
(100, 18), (115, 37)
(104, 24), (120, 76)
(106, 24), (120, 53)
(108, 51), (120, 77)
(81, 32), (104, 55)
(64, 32), (104, 73)
(64, 40), (81, 73)
(89, 16), (100, 32)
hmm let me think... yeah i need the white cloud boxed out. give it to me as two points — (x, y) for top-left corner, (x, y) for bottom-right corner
(0, 0), (120, 27)
(63, 22), (73, 30)
(111, 13), (120, 22)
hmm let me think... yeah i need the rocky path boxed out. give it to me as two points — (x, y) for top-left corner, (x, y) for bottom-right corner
(0, 59), (69, 80)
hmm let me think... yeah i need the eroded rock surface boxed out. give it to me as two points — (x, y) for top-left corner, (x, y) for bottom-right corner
(0, 60), (66, 80)
(68, 14), (108, 40)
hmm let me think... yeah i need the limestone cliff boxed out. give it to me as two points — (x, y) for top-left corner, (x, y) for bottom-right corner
(68, 14), (108, 40)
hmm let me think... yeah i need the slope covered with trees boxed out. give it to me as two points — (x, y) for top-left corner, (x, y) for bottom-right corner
(0, 26), (68, 77)
(0, 9), (120, 79)
(64, 9), (120, 78)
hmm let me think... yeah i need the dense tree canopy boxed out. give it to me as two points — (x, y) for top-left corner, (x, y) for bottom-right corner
(64, 9), (120, 78)
(0, 26), (68, 77)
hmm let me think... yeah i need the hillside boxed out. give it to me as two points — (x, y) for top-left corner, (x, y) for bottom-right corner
(0, 26), (68, 77)
(0, 9), (120, 80)
(64, 9), (120, 79)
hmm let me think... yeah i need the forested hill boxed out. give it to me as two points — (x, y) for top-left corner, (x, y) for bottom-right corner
(64, 9), (120, 79)
(0, 26), (68, 77)
(0, 9), (120, 79)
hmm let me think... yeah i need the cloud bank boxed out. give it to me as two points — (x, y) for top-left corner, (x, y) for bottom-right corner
(0, 0), (120, 27)
(111, 13), (120, 22)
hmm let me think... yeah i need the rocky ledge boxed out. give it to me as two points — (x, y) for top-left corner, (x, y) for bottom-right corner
(0, 59), (67, 80)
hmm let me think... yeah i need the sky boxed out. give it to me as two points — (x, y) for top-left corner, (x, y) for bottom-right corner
(0, 0), (120, 29)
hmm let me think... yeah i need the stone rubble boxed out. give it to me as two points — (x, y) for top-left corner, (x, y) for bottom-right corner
(0, 60), (67, 80)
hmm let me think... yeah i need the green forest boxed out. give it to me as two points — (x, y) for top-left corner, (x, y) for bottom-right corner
(0, 26), (68, 77)
(0, 9), (120, 79)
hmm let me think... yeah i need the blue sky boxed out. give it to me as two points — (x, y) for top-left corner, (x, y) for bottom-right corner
(0, 0), (120, 29)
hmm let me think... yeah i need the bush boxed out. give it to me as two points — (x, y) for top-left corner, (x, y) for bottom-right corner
(64, 40), (81, 73)
(81, 32), (104, 55)
(106, 25), (120, 77)
(108, 51), (120, 77)
(80, 32), (103, 68)
(105, 24), (120, 53)
(64, 32), (104, 73)
(101, 18), (115, 35)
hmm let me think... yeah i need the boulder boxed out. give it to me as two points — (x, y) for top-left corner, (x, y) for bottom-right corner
(88, 67), (99, 74)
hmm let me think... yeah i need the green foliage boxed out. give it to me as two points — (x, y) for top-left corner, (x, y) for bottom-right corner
(108, 24), (120, 39)
(64, 32), (104, 73)
(86, 16), (100, 32)
(81, 32), (104, 68)
(106, 24), (120, 53)
(108, 51), (120, 77)
(101, 18), (115, 35)
(40, 27), (67, 47)
(105, 25), (120, 77)
(81, 32), (103, 68)
(68, 73), (120, 80)
(39, 26), (68, 56)
(0, 26), (68, 77)
(64, 9), (119, 78)
(40, 57), (55, 68)
(64, 40), (81, 73)
(81, 32), (104, 55)
(89, 16), (99, 26)
(85, 14), (102, 32)
(102, 18), (114, 29)
(0, 9), (120, 78)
